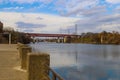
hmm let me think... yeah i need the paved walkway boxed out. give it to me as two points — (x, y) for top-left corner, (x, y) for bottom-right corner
(0, 44), (27, 80)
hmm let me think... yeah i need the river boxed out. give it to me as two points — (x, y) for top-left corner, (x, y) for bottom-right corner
(29, 42), (120, 80)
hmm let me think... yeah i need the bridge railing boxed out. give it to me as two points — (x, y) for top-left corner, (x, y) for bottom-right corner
(48, 66), (64, 80)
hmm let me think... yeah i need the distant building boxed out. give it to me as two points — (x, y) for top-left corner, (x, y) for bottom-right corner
(0, 21), (3, 33)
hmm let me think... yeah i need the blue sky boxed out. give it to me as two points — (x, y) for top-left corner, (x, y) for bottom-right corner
(0, 0), (120, 34)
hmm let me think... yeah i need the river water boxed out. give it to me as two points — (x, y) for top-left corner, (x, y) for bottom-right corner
(29, 42), (120, 80)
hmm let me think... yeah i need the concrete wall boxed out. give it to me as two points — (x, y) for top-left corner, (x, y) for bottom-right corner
(17, 43), (27, 58)
(17, 43), (31, 69)
(17, 43), (50, 80)
(27, 53), (50, 80)
(20, 47), (31, 70)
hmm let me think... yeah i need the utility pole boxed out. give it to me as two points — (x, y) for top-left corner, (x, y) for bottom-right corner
(9, 33), (11, 44)
(75, 24), (77, 35)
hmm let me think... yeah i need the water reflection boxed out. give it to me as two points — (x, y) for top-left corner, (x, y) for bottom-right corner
(29, 43), (120, 80)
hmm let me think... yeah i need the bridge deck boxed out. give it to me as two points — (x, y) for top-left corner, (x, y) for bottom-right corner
(27, 33), (78, 37)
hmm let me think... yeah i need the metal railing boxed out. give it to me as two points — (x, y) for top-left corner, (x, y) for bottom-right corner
(48, 66), (64, 80)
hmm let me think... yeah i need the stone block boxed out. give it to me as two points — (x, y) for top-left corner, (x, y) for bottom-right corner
(27, 53), (50, 80)
(21, 47), (31, 70)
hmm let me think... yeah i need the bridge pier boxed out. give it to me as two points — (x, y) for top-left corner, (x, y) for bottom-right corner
(63, 36), (67, 43)
(57, 37), (64, 43)
(63, 36), (71, 43)
(57, 37), (60, 43)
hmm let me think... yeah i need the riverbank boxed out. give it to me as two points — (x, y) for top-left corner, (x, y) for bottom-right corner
(0, 44), (27, 80)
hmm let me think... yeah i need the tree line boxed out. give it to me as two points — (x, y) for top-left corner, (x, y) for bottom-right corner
(71, 31), (120, 44)
(0, 27), (32, 44)
(1, 26), (120, 44)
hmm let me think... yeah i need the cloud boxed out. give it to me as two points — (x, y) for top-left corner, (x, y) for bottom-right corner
(3, 6), (24, 10)
(98, 14), (120, 23)
(0, 12), (78, 33)
(51, 0), (120, 33)
(97, 23), (120, 32)
(74, 13), (120, 33)
(0, 0), (120, 34)
(0, 0), (3, 3)
(64, 5), (107, 17)
(55, 0), (99, 16)
(8, 0), (53, 4)
(16, 21), (46, 28)
(38, 0), (53, 4)
(1, 11), (120, 34)
(81, 6), (107, 17)
(106, 0), (120, 4)
(36, 17), (43, 20)
(23, 29), (34, 33)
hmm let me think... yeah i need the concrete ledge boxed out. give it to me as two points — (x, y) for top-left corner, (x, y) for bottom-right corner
(27, 53), (50, 80)
(20, 47), (31, 70)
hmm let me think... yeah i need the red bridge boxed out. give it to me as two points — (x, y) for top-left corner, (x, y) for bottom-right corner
(26, 33), (78, 37)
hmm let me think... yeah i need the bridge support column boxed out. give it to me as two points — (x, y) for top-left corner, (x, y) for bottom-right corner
(63, 36), (71, 43)
(63, 36), (67, 43)
(57, 37), (64, 43)
(61, 37), (64, 43)
(57, 37), (60, 43)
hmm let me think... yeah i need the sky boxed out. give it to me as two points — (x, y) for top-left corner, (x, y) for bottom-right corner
(0, 0), (120, 34)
